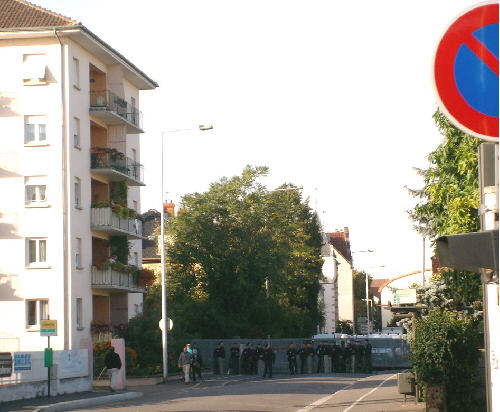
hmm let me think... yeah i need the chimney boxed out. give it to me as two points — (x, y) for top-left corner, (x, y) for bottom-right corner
(163, 202), (175, 218)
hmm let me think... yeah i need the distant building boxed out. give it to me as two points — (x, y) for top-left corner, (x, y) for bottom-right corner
(377, 269), (432, 327)
(319, 227), (354, 333)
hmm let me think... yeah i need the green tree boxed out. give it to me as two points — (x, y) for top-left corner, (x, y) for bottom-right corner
(407, 109), (481, 237)
(166, 166), (323, 339)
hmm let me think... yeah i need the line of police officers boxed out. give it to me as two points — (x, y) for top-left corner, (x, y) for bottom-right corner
(212, 339), (372, 377)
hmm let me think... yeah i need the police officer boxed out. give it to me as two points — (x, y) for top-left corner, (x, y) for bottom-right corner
(255, 343), (265, 376)
(298, 343), (307, 374)
(330, 341), (338, 372)
(287, 343), (298, 375)
(338, 341), (346, 373)
(241, 343), (252, 374)
(344, 340), (353, 373)
(249, 343), (257, 375)
(263, 345), (275, 378)
(363, 339), (372, 373)
(324, 342), (332, 374)
(306, 343), (314, 374)
(229, 342), (240, 375)
(316, 343), (326, 373)
(213, 341), (225, 375)
(354, 340), (363, 373)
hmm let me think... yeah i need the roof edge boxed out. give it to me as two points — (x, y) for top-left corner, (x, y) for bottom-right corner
(0, 24), (158, 89)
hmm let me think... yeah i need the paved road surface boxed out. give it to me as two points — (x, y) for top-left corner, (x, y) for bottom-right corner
(63, 372), (423, 412)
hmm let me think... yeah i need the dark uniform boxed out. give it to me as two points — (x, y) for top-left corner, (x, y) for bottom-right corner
(344, 341), (353, 373)
(263, 346), (275, 378)
(354, 341), (363, 373)
(255, 344), (265, 376)
(316, 343), (327, 373)
(338, 341), (346, 373)
(229, 344), (240, 374)
(241, 344), (252, 374)
(287, 344), (298, 375)
(298, 344), (307, 374)
(213, 344), (226, 374)
(363, 340), (372, 373)
(330, 342), (338, 372)
(249, 344), (257, 374)
(306, 343), (315, 374)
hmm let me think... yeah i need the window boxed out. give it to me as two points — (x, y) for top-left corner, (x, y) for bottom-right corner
(72, 58), (80, 89)
(23, 54), (47, 85)
(73, 117), (80, 148)
(75, 238), (82, 268)
(27, 238), (47, 266)
(25, 176), (47, 206)
(26, 299), (49, 328)
(133, 200), (138, 212)
(76, 298), (83, 329)
(24, 115), (47, 145)
(134, 252), (139, 267)
(74, 177), (81, 208)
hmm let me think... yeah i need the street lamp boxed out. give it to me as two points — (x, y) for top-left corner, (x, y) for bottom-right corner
(160, 124), (213, 382)
(352, 250), (376, 334)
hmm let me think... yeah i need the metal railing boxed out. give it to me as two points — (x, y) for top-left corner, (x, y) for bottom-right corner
(90, 149), (144, 184)
(89, 90), (143, 130)
(91, 266), (144, 292)
(91, 207), (143, 238)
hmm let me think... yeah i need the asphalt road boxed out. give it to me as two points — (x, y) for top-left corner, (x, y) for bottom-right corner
(67, 372), (423, 412)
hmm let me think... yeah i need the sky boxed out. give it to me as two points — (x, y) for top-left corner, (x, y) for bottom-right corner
(36, 0), (478, 279)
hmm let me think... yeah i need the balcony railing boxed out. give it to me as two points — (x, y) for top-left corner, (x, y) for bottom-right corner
(89, 90), (143, 133)
(91, 207), (144, 239)
(91, 266), (144, 293)
(90, 148), (144, 186)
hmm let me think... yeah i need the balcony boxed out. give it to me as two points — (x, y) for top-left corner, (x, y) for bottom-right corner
(89, 90), (143, 133)
(91, 207), (144, 239)
(91, 266), (144, 293)
(90, 148), (144, 186)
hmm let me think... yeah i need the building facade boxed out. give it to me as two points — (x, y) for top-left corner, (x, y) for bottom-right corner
(319, 228), (354, 333)
(0, 0), (157, 374)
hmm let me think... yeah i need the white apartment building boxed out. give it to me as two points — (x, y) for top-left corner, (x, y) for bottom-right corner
(0, 0), (157, 367)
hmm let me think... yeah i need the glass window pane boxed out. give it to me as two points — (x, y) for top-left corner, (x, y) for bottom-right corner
(40, 300), (49, 321)
(25, 124), (35, 143)
(28, 240), (36, 263)
(27, 301), (37, 325)
(39, 185), (46, 201)
(38, 124), (46, 141)
(39, 240), (46, 262)
(26, 185), (36, 202)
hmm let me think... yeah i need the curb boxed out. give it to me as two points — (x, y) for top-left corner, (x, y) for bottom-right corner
(33, 391), (143, 412)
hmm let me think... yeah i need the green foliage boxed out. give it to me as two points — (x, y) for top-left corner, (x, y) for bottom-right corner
(166, 166), (323, 339)
(110, 236), (130, 264)
(407, 109), (481, 238)
(410, 310), (481, 411)
(110, 181), (128, 204)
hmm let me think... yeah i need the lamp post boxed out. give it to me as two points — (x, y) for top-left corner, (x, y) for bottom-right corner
(160, 124), (213, 382)
(352, 249), (375, 334)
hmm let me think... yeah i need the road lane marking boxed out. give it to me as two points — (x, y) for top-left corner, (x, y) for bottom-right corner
(342, 373), (397, 412)
(295, 393), (338, 412)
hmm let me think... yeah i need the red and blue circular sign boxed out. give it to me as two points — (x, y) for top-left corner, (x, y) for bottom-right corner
(433, 2), (499, 141)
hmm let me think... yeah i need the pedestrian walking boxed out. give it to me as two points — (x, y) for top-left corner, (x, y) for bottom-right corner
(191, 349), (203, 381)
(263, 345), (275, 378)
(363, 339), (373, 373)
(298, 343), (307, 374)
(255, 343), (265, 376)
(104, 346), (122, 392)
(213, 342), (226, 375)
(229, 342), (240, 374)
(178, 346), (193, 384)
(287, 343), (298, 375)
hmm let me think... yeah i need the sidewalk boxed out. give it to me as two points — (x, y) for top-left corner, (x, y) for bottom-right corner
(307, 372), (425, 412)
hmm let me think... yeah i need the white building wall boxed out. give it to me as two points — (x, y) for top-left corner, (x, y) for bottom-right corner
(336, 250), (354, 324)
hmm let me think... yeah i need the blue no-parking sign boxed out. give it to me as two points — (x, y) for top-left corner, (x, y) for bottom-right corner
(433, 2), (499, 141)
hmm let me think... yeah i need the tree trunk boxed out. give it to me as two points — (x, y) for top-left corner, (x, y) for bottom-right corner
(426, 382), (446, 412)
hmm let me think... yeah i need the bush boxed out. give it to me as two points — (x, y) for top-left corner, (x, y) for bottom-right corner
(410, 310), (481, 411)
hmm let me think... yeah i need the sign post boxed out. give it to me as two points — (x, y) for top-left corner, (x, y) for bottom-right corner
(433, 3), (499, 411)
(40, 319), (57, 397)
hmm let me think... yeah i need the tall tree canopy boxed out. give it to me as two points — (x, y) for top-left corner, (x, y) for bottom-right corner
(166, 166), (323, 339)
(408, 110), (481, 237)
